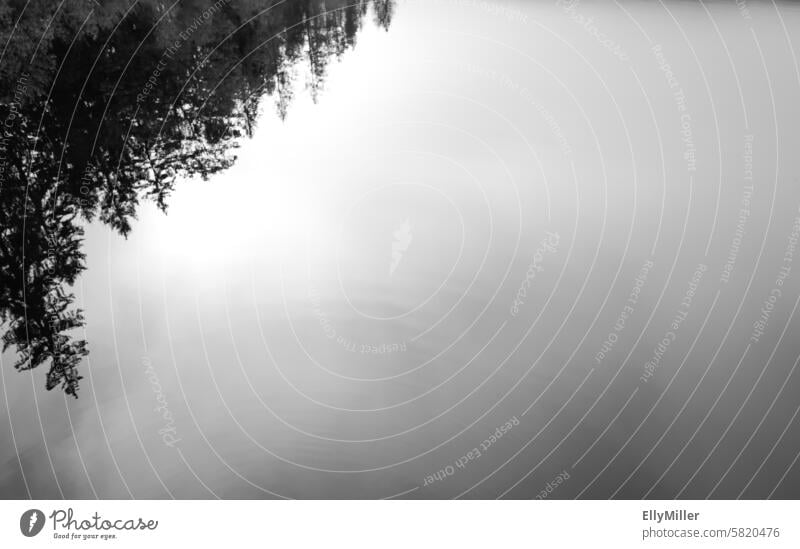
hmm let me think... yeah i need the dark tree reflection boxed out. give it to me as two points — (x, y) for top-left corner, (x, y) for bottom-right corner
(0, 0), (394, 396)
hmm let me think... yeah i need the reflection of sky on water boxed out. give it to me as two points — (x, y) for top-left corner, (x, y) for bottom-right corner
(4, 0), (800, 498)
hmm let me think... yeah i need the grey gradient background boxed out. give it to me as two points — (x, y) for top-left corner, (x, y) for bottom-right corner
(4, 0), (800, 499)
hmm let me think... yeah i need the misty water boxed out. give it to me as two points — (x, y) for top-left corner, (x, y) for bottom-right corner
(4, 0), (800, 498)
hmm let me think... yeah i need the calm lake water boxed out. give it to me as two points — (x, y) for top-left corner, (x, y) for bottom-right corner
(4, 0), (800, 499)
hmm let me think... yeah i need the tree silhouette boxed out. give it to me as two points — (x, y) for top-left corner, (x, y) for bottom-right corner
(0, 0), (395, 396)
